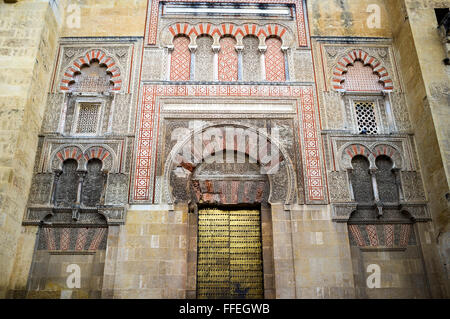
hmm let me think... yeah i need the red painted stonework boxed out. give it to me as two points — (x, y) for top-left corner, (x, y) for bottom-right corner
(170, 36), (191, 81)
(168, 22), (289, 42)
(332, 49), (393, 92)
(148, 0), (308, 47)
(134, 84), (325, 202)
(343, 61), (385, 92)
(60, 49), (122, 92)
(218, 37), (238, 81)
(265, 37), (286, 82)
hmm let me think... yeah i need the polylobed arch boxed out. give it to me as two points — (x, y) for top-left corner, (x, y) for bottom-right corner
(331, 49), (393, 92)
(60, 49), (123, 92)
(163, 123), (297, 205)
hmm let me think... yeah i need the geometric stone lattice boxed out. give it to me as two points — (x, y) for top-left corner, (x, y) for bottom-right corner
(355, 101), (378, 135)
(170, 36), (191, 81)
(343, 61), (384, 92)
(81, 159), (106, 207)
(76, 103), (100, 134)
(375, 156), (399, 203)
(218, 36), (238, 81)
(265, 37), (285, 82)
(54, 159), (79, 207)
(70, 62), (113, 93)
(350, 156), (374, 203)
(136, 85), (324, 203)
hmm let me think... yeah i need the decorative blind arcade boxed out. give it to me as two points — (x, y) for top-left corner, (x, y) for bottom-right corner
(170, 36), (285, 81)
(197, 208), (264, 299)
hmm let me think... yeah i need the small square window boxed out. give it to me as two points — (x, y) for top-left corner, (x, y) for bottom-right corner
(75, 103), (101, 135)
(354, 101), (378, 135)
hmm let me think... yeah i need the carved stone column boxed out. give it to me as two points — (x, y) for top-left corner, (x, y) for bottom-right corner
(236, 45), (244, 81)
(281, 46), (290, 81)
(51, 169), (62, 205)
(166, 45), (174, 81)
(212, 45), (220, 81)
(188, 45), (197, 80)
(369, 168), (382, 216)
(259, 45), (267, 81)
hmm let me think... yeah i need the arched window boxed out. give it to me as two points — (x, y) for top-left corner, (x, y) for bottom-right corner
(70, 62), (113, 93)
(375, 156), (399, 203)
(170, 35), (191, 81)
(242, 36), (261, 82)
(349, 156), (374, 204)
(265, 37), (285, 82)
(81, 159), (106, 207)
(218, 36), (238, 81)
(195, 35), (214, 81)
(54, 159), (79, 207)
(343, 61), (384, 92)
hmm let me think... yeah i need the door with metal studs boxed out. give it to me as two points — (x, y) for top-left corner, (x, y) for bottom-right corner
(196, 208), (264, 299)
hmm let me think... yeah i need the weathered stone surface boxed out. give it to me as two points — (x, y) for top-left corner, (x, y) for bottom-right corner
(1, 0), (448, 299)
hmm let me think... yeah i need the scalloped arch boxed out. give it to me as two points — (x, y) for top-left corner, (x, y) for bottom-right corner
(60, 49), (123, 92)
(331, 49), (393, 92)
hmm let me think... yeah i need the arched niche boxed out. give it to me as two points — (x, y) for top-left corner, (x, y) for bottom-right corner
(60, 49), (123, 92)
(163, 124), (297, 205)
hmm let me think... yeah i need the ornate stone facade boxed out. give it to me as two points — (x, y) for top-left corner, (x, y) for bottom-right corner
(1, 0), (448, 300)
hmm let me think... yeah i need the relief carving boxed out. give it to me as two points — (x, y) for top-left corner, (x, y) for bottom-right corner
(390, 92), (412, 132)
(104, 173), (129, 205)
(292, 50), (314, 82)
(28, 173), (54, 205)
(328, 171), (352, 202)
(400, 171), (427, 202)
(42, 93), (65, 133)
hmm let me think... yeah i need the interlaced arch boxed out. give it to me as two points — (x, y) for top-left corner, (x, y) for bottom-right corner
(60, 49), (123, 92)
(331, 49), (393, 92)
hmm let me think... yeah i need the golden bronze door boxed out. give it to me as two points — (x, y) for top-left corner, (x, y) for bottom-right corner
(197, 208), (264, 299)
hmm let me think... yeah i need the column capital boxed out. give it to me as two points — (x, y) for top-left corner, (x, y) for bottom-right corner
(212, 45), (221, 53)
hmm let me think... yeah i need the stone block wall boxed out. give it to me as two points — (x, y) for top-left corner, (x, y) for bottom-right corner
(290, 206), (355, 299)
(385, 0), (450, 295)
(109, 206), (189, 299)
(1, 0), (449, 300)
(27, 250), (106, 299)
(0, 0), (61, 298)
